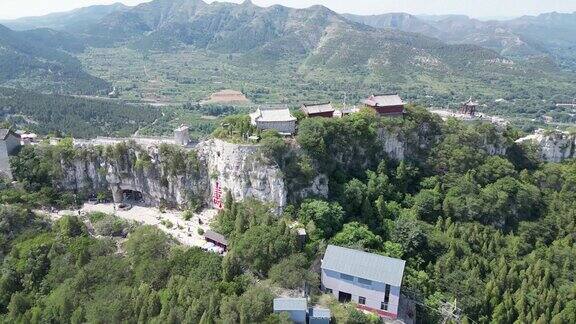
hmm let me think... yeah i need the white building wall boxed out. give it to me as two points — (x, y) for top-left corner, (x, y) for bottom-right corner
(0, 142), (13, 180)
(321, 269), (401, 317)
(274, 310), (306, 324)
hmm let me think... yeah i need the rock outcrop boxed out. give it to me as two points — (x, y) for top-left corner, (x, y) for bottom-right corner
(61, 139), (290, 211)
(516, 130), (576, 162)
(197, 139), (287, 211)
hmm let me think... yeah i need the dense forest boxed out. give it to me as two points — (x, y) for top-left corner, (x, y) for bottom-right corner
(0, 87), (161, 138)
(0, 107), (574, 323)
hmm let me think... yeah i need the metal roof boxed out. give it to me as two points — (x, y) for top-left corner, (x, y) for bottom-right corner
(301, 102), (335, 114)
(321, 245), (406, 286)
(204, 230), (228, 246)
(309, 307), (331, 318)
(273, 298), (307, 311)
(363, 94), (404, 107)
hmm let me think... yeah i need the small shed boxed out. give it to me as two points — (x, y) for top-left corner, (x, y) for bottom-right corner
(273, 298), (307, 324)
(301, 102), (335, 118)
(204, 230), (228, 250)
(309, 307), (331, 324)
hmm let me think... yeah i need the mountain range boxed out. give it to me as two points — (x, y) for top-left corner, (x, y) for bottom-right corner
(0, 24), (107, 93)
(344, 11), (576, 70)
(0, 0), (574, 103)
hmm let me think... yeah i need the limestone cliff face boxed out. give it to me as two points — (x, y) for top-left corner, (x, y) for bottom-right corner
(377, 128), (405, 160)
(516, 130), (576, 163)
(197, 139), (287, 210)
(61, 139), (293, 210)
(60, 145), (209, 207)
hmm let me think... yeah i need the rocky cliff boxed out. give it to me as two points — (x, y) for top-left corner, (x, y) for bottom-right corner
(60, 139), (295, 211)
(516, 130), (576, 163)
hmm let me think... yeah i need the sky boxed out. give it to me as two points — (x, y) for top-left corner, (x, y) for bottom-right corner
(1, 0), (576, 20)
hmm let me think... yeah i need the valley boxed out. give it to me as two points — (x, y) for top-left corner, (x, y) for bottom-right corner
(0, 0), (575, 132)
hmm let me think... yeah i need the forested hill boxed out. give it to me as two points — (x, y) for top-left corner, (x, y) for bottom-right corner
(0, 87), (161, 138)
(0, 24), (109, 94)
(0, 108), (574, 323)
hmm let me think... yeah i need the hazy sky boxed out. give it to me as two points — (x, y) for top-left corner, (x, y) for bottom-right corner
(1, 0), (576, 20)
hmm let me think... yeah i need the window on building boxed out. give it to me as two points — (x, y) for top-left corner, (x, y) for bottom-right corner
(381, 302), (388, 311)
(359, 296), (366, 305)
(340, 273), (354, 281)
(383, 284), (391, 310)
(358, 277), (372, 286)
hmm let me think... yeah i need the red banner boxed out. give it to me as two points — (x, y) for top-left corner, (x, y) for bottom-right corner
(213, 181), (223, 209)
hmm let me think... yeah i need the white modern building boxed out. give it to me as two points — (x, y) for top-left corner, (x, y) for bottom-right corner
(273, 298), (307, 324)
(321, 245), (406, 319)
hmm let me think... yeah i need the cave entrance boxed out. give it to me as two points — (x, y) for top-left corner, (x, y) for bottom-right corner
(122, 189), (144, 204)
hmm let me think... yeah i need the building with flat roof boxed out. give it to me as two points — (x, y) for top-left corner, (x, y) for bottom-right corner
(362, 94), (405, 117)
(308, 307), (331, 324)
(250, 105), (297, 135)
(273, 298), (307, 324)
(321, 245), (406, 319)
(301, 102), (335, 118)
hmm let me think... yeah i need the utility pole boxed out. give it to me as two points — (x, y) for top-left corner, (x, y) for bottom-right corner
(439, 299), (462, 324)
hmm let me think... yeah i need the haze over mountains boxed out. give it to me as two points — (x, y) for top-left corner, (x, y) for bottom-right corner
(345, 11), (576, 70)
(0, 0), (574, 100)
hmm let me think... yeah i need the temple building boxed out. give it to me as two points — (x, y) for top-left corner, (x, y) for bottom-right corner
(362, 94), (405, 117)
(250, 105), (297, 135)
(301, 102), (335, 118)
(459, 98), (479, 116)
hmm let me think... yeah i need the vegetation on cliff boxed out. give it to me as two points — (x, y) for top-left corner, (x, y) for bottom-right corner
(0, 108), (574, 323)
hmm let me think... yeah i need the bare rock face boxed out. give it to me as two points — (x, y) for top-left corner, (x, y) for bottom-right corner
(60, 139), (291, 211)
(60, 145), (209, 207)
(197, 139), (287, 211)
(516, 130), (576, 163)
(377, 128), (405, 160)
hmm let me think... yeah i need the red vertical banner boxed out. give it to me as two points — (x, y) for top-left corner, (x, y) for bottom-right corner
(213, 181), (223, 209)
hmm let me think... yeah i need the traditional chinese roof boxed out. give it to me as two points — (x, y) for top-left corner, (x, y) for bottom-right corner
(321, 245), (406, 286)
(463, 98), (479, 106)
(250, 105), (296, 123)
(362, 94), (404, 107)
(204, 230), (228, 246)
(273, 298), (307, 312)
(301, 102), (335, 115)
